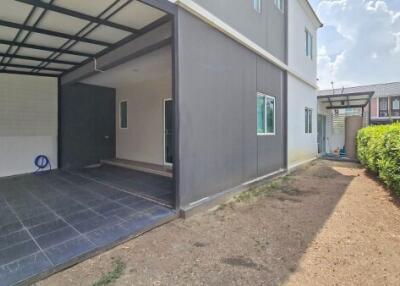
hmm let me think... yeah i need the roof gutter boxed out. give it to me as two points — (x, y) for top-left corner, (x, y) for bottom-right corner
(168, 0), (318, 89)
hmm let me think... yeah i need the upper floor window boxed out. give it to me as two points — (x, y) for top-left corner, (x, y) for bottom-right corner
(305, 29), (313, 60)
(253, 0), (261, 13)
(274, 0), (284, 12)
(391, 97), (400, 117)
(257, 93), (276, 135)
(379, 97), (388, 117)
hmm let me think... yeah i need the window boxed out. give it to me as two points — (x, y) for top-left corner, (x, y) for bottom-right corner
(305, 29), (313, 59)
(253, 0), (261, 13)
(120, 101), (128, 129)
(257, 93), (276, 135)
(305, 108), (313, 133)
(391, 97), (400, 117)
(379, 97), (388, 117)
(274, 0), (284, 12)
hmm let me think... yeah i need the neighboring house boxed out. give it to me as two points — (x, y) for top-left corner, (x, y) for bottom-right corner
(317, 83), (400, 157)
(0, 1), (322, 284)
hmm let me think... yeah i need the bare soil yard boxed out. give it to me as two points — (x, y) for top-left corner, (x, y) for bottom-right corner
(37, 160), (400, 286)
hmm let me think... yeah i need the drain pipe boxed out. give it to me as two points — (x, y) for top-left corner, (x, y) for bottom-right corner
(93, 57), (105, 73)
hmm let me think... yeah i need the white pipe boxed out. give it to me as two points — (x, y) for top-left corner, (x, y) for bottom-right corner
(93, 58), (104, 73)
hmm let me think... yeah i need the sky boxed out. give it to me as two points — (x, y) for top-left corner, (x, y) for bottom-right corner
(308, 0), (400, 90)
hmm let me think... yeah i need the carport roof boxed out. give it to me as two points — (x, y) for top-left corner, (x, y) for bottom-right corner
(0, 0), (173, 78)
(318, 90), (374, 110)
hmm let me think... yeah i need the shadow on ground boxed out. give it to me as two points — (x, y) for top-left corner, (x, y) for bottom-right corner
(38, 159), (398, 286)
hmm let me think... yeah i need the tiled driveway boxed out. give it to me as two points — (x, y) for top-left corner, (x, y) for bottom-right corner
(0, 166), (176, 286)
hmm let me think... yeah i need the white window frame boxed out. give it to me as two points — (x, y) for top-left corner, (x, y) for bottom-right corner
(305, 29), (313, 60)
(274, 0), (284, 13)
(119, 100), (128, 129)
(257, 93), (276, 136)
(252, 0), (261, 13)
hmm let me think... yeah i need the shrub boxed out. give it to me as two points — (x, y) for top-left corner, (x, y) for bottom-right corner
(357, 123), (400, 196)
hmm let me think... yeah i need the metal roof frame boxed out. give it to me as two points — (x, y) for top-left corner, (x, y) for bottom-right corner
(318, 91), (375, 110)
(0, 0), (175, 78)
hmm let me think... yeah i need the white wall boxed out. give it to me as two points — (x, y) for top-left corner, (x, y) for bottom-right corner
(0, 74), (58, 177)
(287, 0), (319, 168)
(288, 0), (318, 83)
(288, 75), (318, 167)
(116, 76), (172, 165)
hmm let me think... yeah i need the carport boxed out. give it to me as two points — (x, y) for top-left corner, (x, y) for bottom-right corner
(0, 1), (178, 285)
(317, 90), (374, 159)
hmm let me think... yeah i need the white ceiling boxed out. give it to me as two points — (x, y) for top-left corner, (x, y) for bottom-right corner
(81, 45), (171, 89)
(0, 0), (167, 75)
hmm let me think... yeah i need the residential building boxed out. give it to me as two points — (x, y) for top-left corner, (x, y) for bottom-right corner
(0, 1), (321, 284)
(317, 82), (400, 158)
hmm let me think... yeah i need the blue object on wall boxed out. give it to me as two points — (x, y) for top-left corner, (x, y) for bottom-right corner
(34, 155), (51, 172)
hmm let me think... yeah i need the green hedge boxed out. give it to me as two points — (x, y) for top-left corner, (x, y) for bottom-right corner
(357, 123), (400, 196)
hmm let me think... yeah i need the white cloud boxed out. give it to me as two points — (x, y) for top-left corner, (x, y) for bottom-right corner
(316, 0), (400, 89)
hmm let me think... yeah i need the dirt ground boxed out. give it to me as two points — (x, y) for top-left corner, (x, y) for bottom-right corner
(37, 160), (400, 286)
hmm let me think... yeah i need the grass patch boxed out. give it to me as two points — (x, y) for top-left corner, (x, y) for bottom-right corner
(92, 258), (126, 286)
(234, 175), (291, 203)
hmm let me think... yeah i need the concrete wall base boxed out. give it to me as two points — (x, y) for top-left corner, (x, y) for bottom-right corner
(180, 169), (287, 219)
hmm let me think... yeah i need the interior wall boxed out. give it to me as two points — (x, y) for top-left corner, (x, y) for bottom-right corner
(0, 74), (58, 177)
(116, 76), (172, 165)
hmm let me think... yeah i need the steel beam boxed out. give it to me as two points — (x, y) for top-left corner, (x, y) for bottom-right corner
(0, 69), (58, 77)
(1, 63), (65, 72)
(0, 39), (93, 57)
(0, 53), (78, 65)
(0, 19), (110, 46)
(15, 0), (139, 34)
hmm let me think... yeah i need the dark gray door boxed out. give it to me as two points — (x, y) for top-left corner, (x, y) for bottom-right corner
(164, 99), (173, 165)
(60, 83), (116, 168)
(318, 114), (327, 154)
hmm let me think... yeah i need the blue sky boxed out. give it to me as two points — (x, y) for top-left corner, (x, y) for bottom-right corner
(308, 0), (400, 89)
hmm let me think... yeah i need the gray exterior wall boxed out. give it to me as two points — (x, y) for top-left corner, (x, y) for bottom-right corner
(177, 10), (285, 207)
(191, 0), (287, 62)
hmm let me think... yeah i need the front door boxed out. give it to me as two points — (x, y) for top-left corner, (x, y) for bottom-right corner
(164, 99), (173, 165)
(317, 114), (327, 154)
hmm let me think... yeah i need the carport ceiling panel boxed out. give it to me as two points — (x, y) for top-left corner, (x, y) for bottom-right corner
(55, 0), (119, 18)
(0, 27), (20, 42)
(0, 0), (33, 23)
(109, 1), (167, 29)
(85, 26), (131, 44)
(0, 0), (170, 76)
(36, 11), (90, 36)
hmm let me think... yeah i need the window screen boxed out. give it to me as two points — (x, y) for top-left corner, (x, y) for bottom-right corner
(305, 108), (313, 133)
(120, 101), (128, 129)
(274, 0), (284, 12)
(266, 96), (275, 134)
(379, 97), (388, 117)
(253, 0), (261, 13)
(391, 97), (400, 117)
(257, 95), (266, 134)
(305, 29), (313, 59)
(257, 93), (276, 135)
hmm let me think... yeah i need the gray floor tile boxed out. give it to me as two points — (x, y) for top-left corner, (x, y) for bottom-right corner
(0, 252), (52, 286)
(0, 240), (39, 266)
(44, 236), (95, 266)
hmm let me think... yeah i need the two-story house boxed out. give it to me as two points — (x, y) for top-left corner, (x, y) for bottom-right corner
(0, 1), (321, 284)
